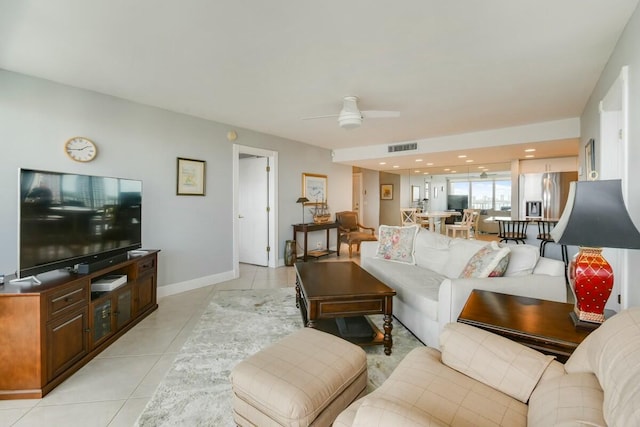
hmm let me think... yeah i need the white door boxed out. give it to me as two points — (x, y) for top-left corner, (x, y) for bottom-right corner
(239, 156), (269, 266)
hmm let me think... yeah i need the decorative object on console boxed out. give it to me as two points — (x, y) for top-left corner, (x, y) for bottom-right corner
(310, 202), (331, 224)
(552, 179), (640, 324)
(176, 157), (206, 196)
(295, 196), (309, 224)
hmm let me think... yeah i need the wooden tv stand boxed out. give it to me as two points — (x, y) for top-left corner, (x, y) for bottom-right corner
(0, 250), (159, 400)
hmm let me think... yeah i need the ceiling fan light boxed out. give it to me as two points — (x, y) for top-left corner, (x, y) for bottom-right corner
(338, 113), (362, 129)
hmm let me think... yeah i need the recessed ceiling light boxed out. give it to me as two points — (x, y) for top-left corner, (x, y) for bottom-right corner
(415, 170), (421, 173)
(525, 148), (536, 152)
(477, 166), (485, 169)
(457, 155), (467, 158)
(393, 165), (400, 168)
(444, 168), (450, 171)
(423, 172), (429, 175)
(525, 155), (535, 158)
(415, 159), (423, 162)
(465, 159), (474, 163)
(379, 162), (386, 165)
(426, 162), (433, 166)
(451, 170), (457, 173)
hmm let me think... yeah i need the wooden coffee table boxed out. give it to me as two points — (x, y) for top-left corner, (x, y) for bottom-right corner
(458, 290), (595, 362)
(294, 261), (396, 355)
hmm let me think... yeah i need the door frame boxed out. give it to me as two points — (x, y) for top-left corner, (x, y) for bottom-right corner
(233, 144), (278, 276)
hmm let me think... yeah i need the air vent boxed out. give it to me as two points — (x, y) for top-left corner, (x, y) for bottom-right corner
(388, 142), (417, 153)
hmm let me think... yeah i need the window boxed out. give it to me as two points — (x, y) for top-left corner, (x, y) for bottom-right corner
(448, 178), (511, 211)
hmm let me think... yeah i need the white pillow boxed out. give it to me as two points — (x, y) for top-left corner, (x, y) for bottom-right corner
(503, 244), (540, 277)
(375, 225), (420, 264)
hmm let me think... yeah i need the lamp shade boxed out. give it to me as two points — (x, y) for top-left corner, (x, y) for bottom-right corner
(551, 180), (640, 249)
(296, 197), (309, 204)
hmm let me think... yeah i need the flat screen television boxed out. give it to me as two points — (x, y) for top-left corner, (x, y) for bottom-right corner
(18, 168), (142, 279)
(447, 195), (468, 211)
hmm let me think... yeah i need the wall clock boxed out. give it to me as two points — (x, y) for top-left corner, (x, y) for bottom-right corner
(64, 137), (97, 162)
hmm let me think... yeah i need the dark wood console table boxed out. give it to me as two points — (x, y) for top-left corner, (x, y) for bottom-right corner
(0, 250), (159, 399)
(292, 222), (340, 261)
(458, 290), (594, 363)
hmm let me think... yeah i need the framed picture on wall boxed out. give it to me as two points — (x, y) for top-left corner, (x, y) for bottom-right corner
(302, 173), (327, 204)
(411, 185), (420, 202)
(176, 157), (206, 196)
(381, 184), (393, 200)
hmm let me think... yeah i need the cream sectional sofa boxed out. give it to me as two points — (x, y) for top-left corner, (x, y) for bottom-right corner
(360, 228), (567, 348)
(335, 308), (640, 426)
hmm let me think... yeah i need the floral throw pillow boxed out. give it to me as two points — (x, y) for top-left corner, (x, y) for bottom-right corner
(460, 241), (511, 278)
(375, 225), (420, 264)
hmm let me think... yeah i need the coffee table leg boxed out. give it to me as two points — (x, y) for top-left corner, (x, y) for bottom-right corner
(383, 314), (393, 355)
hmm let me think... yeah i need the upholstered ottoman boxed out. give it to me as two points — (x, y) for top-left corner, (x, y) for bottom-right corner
(230, 327), (368, 427)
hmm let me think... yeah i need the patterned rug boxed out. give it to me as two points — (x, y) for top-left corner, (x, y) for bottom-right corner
(136, 287), (423, 426)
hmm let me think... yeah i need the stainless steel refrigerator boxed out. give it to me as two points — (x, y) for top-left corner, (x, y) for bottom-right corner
(519, 172), (578, 220)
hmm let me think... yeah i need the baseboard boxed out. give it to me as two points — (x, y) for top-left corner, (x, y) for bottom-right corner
(157, 270), (237, 298)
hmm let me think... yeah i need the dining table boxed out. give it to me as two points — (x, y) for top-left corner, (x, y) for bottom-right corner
(416, 211), (462, 233)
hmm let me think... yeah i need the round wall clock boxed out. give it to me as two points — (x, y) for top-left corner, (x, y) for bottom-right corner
(64, 137), (97, 162)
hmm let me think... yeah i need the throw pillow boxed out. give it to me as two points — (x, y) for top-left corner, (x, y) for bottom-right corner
(459, 241), (511, 278)
(375, 224), (420, 264)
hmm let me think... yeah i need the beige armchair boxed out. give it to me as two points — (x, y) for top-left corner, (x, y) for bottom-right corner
(336, 308), (640, 427)
(335, 211), (377, 257)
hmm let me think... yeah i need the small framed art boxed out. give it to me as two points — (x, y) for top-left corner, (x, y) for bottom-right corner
(177, 157), (206, 196)
(381, 184), (393, 200)
(302, 173), (327, 204)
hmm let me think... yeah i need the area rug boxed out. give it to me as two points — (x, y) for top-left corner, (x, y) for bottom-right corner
(136, 287), (423, 426)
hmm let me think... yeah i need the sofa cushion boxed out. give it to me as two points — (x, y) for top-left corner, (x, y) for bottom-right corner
(528, 372), (605, 427)
(372, 347), (528, 426)
(352, 397), (447, 427)
(460, 242), (511, 278)
(414, 229), (453, 275)
(503, 244), (539, 277)
(564, 308), (640, 426)
(362, 257), (444, 322)
(440, 323), (554, 403)
(441, 238), (488, 278)
(375, 224), (420, 264)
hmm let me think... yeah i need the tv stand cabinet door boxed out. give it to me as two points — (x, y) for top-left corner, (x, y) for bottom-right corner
(46, 307), (89, 382)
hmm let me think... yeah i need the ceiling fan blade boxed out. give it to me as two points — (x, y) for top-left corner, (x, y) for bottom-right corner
(301, 114), (339, 120)
(361, 110), (401, 118)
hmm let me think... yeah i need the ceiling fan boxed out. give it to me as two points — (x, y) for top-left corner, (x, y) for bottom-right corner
(303, 96), (400, 129)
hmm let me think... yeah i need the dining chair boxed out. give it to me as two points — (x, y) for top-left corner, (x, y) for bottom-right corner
(537, 220), (569, 283)
(400, 208), (417, 226)
(497, 219), (529, 244)
(445, 209), (476, 239)
(335, 211), (377, 258)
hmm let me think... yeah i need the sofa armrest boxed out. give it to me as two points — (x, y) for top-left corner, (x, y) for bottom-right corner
(352, 397), (447, 427)
(360, 240), (378, 260)
(437, 274), (567, 330)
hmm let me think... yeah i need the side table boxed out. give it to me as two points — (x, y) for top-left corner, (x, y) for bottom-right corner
(457, 290), (595, 363)
(292, 222), (340, 262)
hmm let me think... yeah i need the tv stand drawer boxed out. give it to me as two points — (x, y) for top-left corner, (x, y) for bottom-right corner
(47, 281), (89, 319)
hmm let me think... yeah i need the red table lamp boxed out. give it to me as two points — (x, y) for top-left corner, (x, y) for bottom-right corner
(551, 180), (640, 323)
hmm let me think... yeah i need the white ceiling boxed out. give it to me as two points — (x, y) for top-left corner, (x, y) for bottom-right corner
(1, 1), (637, 170)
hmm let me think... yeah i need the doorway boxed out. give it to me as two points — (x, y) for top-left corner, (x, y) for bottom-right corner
(233, 145), (278, 276)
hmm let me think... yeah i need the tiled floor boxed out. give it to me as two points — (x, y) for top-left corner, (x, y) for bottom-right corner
(0, 262), (301, 427)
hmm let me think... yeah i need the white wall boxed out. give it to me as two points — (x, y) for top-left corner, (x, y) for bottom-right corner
(0, 70), (351, 289)
(580, 3), (640, 307)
